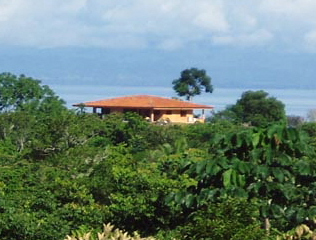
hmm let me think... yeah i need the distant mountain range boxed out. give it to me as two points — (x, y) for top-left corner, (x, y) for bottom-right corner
(1, 46), (316, 91)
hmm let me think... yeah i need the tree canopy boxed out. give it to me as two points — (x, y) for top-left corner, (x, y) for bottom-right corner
(1, 73), (316, 240)
(172, 68), (213, 101)
(217, 90), (286, 127)
(0, 72), (65, 113)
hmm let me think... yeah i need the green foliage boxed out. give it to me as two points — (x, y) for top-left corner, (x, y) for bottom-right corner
(167, 124), (316, 232)
(87, 145), (182, 235)
(0, 72), (65, 113)
(96, 112), (152, 152)
(183, 120), (242, 149)
(172, 68), (213, 101)
(176, 199), (269, 240)
(1, 73), (316, 240)
(0, 162), (108, 240)
(301, 122), (316, 147)
(217, 90), (286, 127)
(0, 106), (108, 160)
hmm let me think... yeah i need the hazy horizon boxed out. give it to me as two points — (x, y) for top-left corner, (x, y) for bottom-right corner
(49, 84), (315, 118)
(1, 1), (316, 117)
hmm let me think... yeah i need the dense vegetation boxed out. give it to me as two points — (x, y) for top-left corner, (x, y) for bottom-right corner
(1, 73), (316, 240)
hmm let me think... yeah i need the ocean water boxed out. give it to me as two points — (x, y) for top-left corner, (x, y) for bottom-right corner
(51, 84), (316, 118)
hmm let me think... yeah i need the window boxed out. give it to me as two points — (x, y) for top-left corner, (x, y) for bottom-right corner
(102, 108), (111, 114)
(123, 109), (138, 113)
(154, 110), (161, 115)
(180, 110), (187, 117)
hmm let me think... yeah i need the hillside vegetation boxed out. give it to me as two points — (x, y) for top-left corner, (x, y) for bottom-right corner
(1, 73), (316, 240)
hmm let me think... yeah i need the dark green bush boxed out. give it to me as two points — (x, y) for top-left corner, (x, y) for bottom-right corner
(175, 198), (268, 240)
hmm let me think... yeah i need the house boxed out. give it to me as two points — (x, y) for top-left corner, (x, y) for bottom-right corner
(73, 95), (214, 124)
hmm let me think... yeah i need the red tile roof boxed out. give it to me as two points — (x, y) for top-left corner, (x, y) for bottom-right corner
(74, 95), (213, 110)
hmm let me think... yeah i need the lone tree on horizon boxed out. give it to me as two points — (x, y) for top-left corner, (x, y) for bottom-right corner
(172, 68), (213, 101)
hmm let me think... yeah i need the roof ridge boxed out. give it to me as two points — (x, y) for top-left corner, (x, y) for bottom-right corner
(73, 94), (214, 109)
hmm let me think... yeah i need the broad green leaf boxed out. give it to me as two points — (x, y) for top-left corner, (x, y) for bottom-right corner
(247, 181), (263, 194)
(206, 162), (221, 176)
(296, 160), (312, 176)
(282, 183), (296, 200)
(295, 208), (307, 223)
(252, 132), (261, 148)
(211, 133), (224, 146)
(256, 165), (269, 179)
(270, 204), (284, 218)
(233, 187), (248, 198)
(236, 174), (246, 187)
(218, 157), (229, 169)
(264, 146), (273, 164)
(204, 189), (220, 201)
(260, 205), (269, 218)
(272, 167), (284, 182)
(307, 206), (316, 219)
(236, 160), (252, 174)
(284, 206), (297, 220)
(165, 192), (175, 204)
(267, 125), (279, 139)
(244, 131), (252, 147)
(278, 153), (292, 166)
(223, 169), (232, 188)
(180, 160), (192, 171)
(287, 127), (298, 142)
(184, 194), (195, 208)
(235, 133), (243, 147)
(174, 192), (185, 204)
(250, 148), (262, 162)
(196, 161), (206, 175)
(231, 169), (238, 186)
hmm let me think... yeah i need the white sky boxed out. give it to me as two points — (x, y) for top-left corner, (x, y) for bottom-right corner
(0, 0), (316, 51)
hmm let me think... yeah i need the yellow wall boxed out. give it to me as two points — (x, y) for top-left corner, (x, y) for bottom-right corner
(156, 110), (192, 123)
(96, 107), (204, 124)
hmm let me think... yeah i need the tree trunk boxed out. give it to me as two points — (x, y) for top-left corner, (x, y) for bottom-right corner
(264, 217), (271, 235)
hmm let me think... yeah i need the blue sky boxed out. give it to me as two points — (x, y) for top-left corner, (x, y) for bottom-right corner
(1, 0), (316, 113)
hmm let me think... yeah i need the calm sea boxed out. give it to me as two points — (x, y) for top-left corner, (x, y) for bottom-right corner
(51, 85), (316, 119)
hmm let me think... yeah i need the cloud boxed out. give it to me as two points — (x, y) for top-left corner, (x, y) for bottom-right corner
(158, 38), (184, 51)
(0, 0), (315, 51)
(0, 0), (228, 49)
(213, 29), (273, 46)
(191, 1), (229, 32)
(259, 0), (316, 21)
(257, 0), (316, 51)
(0, 0), (89, 47)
